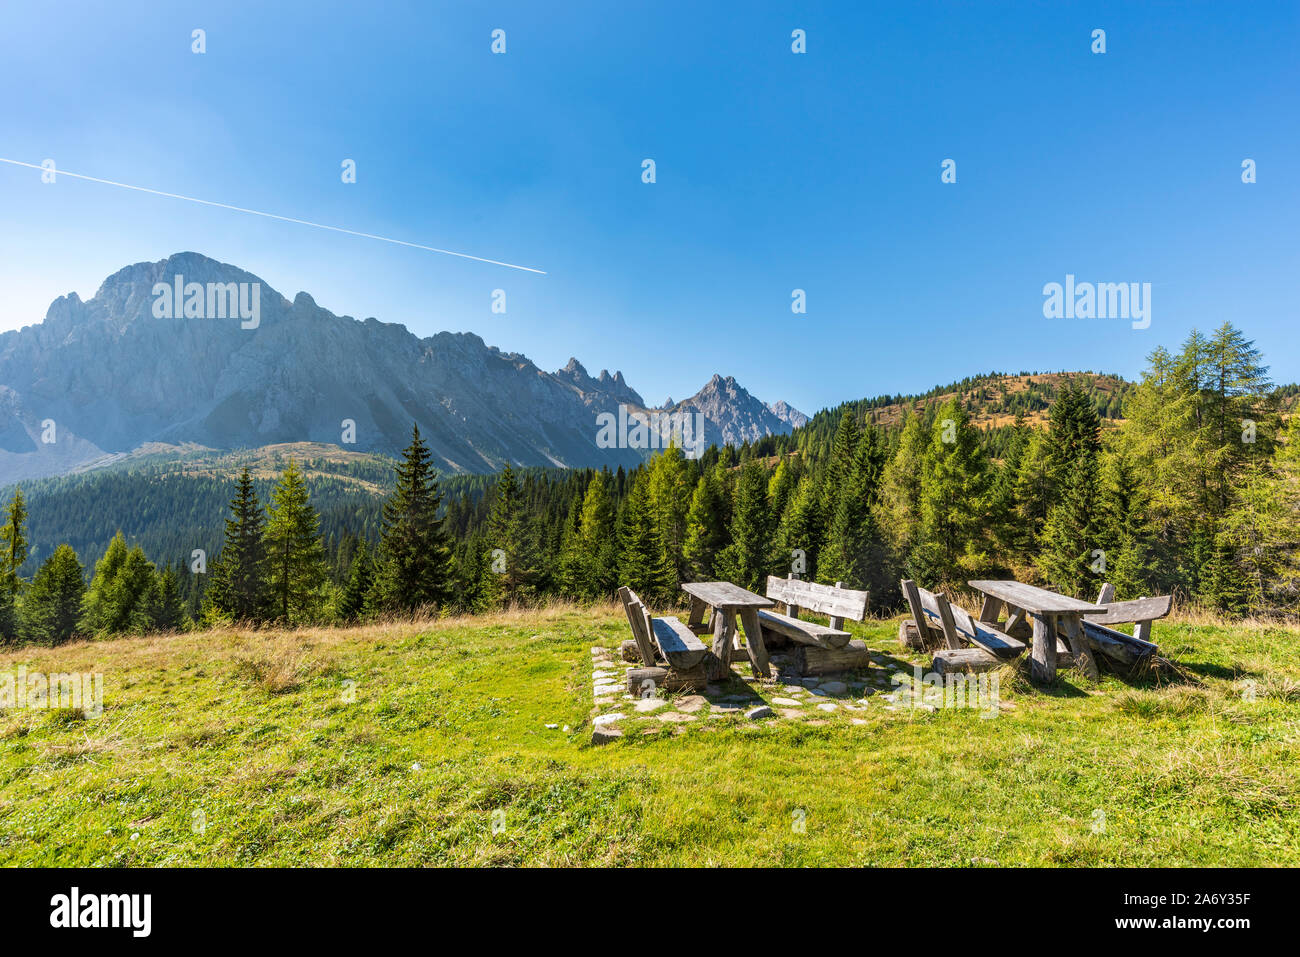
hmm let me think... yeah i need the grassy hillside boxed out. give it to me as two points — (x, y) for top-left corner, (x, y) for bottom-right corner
(1, 607), (1296, 866)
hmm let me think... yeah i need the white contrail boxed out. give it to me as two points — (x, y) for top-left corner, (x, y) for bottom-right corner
(0, 157), (547, 275)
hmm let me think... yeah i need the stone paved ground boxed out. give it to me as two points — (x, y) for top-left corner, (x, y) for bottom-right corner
(587, 636), (948, 743)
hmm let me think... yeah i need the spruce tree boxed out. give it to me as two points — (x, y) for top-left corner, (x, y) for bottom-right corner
(18, 544), (85, 646)
(481, 462), (536, 606)
(715, 460), (773, 592)
(206, 468), (270, 623)
(773, 472), (823, 579)
(646, 445), (692, 590)
(81, 532), (159, 636)
(820, 430), (890, 593)
(561, 470), (617, 599)
(264, 460), (327, 623)
(1037, 387), (1104, 593)
(917, 399), (992, 578)
(0, 488), (28, 641)
(617, 473), (673, 603)
(339, 539), (374, 621)
(149, 562), (186, 632)
(373, 424), (453, 613)
(682, 467), (729, 582)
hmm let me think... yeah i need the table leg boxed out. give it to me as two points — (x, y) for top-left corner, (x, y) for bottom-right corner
(1030, 613), (1057, 684)
(711, 609), (734, 664)
(978, 596), (1003, 624)
(687, 595), (706, 629)
(1004, 605), (1029, 638)
(739, 607), (770, 679)
(1060, 614), (1098, 679)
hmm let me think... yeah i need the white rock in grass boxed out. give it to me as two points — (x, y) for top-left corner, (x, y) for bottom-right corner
(816, 702), (838, 712)
(634, 697), (667, 713)
(544, 724), (559, 730)
(593, 713), (624, 726)
(746, 706), (774, 720)
(592, 726), (623, 745)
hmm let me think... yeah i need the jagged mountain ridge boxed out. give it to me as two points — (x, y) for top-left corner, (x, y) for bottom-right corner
(0, 253), (806, 481)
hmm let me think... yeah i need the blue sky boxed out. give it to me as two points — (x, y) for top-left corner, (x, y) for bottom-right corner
(1, 1), (1296, 415)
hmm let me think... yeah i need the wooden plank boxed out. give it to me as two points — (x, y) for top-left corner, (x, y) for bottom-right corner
(650, 615), (708, 670)
(803, 640), (871, 676)
(935, 592), (963, 651)
(1081, 620), (1158, 669)
(912, 587), (963, 650)
(710, 609), (736, 668)
(968, 580), (1104, 615)
(933, 647), (1000, 675)
(1134, 620), (1153, 643)
(1058, 614), (1098, 679)
(617, 586), (657, 665)
(626, 665), (707, 695)
(1084, 595), (1172, 626)
(756, 609), (851, 649)
(686, 594), (707, 628)
(1030, 614), (1057, 683)
(738, 607), (771, 679)
(900, 579), (936, 644)
(682, 581), (773, 609)
(1004, 605), (1028, 638)
(978, 595), (1003, 623)
(765, 575), (868, 621)
(1096, 582), (1116, 604)
(946, 601), (1026, 658)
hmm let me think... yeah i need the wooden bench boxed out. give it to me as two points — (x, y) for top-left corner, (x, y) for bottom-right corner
(618, 585), (708, 671)
(1085, 583), (1171, 643)
(901, 579), (1028, 659)
(759, 575), (871, 675)
(759, 575), (867, 648)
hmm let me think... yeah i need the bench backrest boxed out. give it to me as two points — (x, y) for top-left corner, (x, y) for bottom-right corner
(900, 578), (962, 650)
(766, 575), (868, 624)
(617, 585), (657, 665)
(1086, 592), (1172, 626)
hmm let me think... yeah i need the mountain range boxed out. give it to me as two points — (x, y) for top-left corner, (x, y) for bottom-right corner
(0, 253), (806, 482)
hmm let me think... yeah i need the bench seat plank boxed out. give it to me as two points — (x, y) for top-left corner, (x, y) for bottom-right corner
(756, 609), (851, 649)
(918, 598), (1026, 658)
(651, 616), (709, 669)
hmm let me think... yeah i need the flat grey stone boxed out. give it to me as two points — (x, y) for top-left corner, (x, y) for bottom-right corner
(816, 702), (838, 712)
(746, 706), (774, 720)
(591, 726), (623, 745)
(593, 713), (624, 726)
(820, 680), (848, 695)
(801, 678), (820, 688)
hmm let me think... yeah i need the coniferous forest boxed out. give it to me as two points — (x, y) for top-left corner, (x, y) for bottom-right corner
(1, 322), (1296, 646)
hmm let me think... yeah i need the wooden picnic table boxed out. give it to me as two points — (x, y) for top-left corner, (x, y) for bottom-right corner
(968, 580), (1105, 683)
(681, 581), (774, 681)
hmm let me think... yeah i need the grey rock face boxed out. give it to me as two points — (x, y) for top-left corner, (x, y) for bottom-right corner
(0, 253), (806, 481)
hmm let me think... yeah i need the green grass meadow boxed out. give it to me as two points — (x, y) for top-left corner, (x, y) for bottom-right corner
(1, 607), (1297, 866)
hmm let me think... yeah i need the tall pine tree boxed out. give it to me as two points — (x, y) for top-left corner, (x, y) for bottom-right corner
(264, 460), (327, 623)
(373, 424), (453, 613)
(205, 467), (270, 624)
